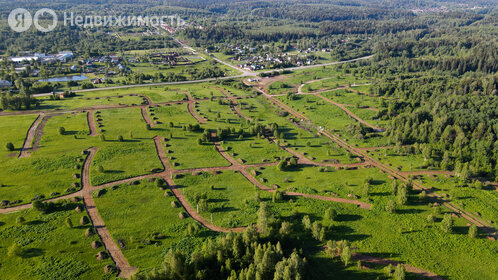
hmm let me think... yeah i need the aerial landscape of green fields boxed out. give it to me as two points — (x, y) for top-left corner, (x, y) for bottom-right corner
(0, 0), (496, 279)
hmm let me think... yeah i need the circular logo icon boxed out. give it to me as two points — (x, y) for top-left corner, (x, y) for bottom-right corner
(8, 8), (32, 32)
(33, 8), (58, 32)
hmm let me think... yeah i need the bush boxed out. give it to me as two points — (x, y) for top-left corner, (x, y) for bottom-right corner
(65, 217), (73, 228)
(16, 216), (25, 225)
(324, 208), (338, 221)
(118, 135), (124, 142)
(58, 127), (66, 135)
(7, 243), (21, 257)
(468, 224), (478, 238)
(5, 142), (14, 151)
(80, 216), (90, 225)
(386, 200), (396, 213)
(85, 228), (95, 237)
(441, 214), (453, 233)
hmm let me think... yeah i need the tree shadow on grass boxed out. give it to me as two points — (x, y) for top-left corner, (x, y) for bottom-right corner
(26, 220), (45, 226)
(371, 191), (390, 196)
(103, 170), (125, 174)
(396, 208), (425, 214)
(452, 226), (470, 235)
(208, 198), (229, 203)
(336, 214), (362, 222)
(211, 206), (237, 213)
(21, 248), (45, 258)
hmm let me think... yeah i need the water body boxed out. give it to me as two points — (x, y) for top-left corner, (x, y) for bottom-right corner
(38, 75), (88, 83)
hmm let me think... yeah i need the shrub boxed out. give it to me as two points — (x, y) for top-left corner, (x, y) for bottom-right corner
(80, 216), (90, 225)
(16, 216), (25, 225)
(426, 214), (435, 223)
(324, 208), (338, 221)
(7, 243), (21, 257)
(302, 215), (311, 230)
(5, 142), (14, 151)
(58, 127), (66, 135)
(386, 200), (396, 213)
(32, 200), (46, 213)
(441, 214), (453, 233)
(118, 135), (124, 142)
(393, 264), (406, 280)
(65, 217), (73, 228)
(272, 190), (283, 202)
(468, 224), (478, 238)
(85, 228), (95, 237)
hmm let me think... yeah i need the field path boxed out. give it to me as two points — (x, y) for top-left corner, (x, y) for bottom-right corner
(87, 110), (98, 136)
(81, 147), (138, 278)
(18, 114), (44, 158)
(352, 254), (445, 279)
(140, 106), (154, 127)
(184, 92), (207, 124)
(399, 170), (455, 176)
(30, 115), (52, 154)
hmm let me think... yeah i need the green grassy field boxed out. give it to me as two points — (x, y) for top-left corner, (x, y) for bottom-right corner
(94, 180), (213, 275)
(0, 202), (113, 279)
(1, 64), (497, 280)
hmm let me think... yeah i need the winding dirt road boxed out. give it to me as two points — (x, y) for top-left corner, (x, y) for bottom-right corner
(18, 114), (44, 158)
(353, 254), (445, 280)
(141, 106), (154, 127)
(87, 110), (98, 136)
(81, 148), (138, 278)
(184, 92), (207, 124)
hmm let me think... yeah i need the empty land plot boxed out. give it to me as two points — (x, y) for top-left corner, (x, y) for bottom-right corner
(167, 134), (230, 170)
(0, 114), (39, 157)
(321, 89), (384, 109)
(0, 204), (112, 279)
(36, 94), (146, 111)
(90, 140), (163, 186)
(0, 113), (90, 204)
(301, 75), (369, 93)
(97, 107), (155, 139)
(177, 172), (270, 228)
(220, 136), (287, 165)
(275, 95), (357, 131)
(151, 103), (198, 127)
(367, 148), (431, 172)
(253, 166), (390, 200)
(94, 180), (210, 274)
(196, 100), (244, 127)
(421, 175), (498, 225)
